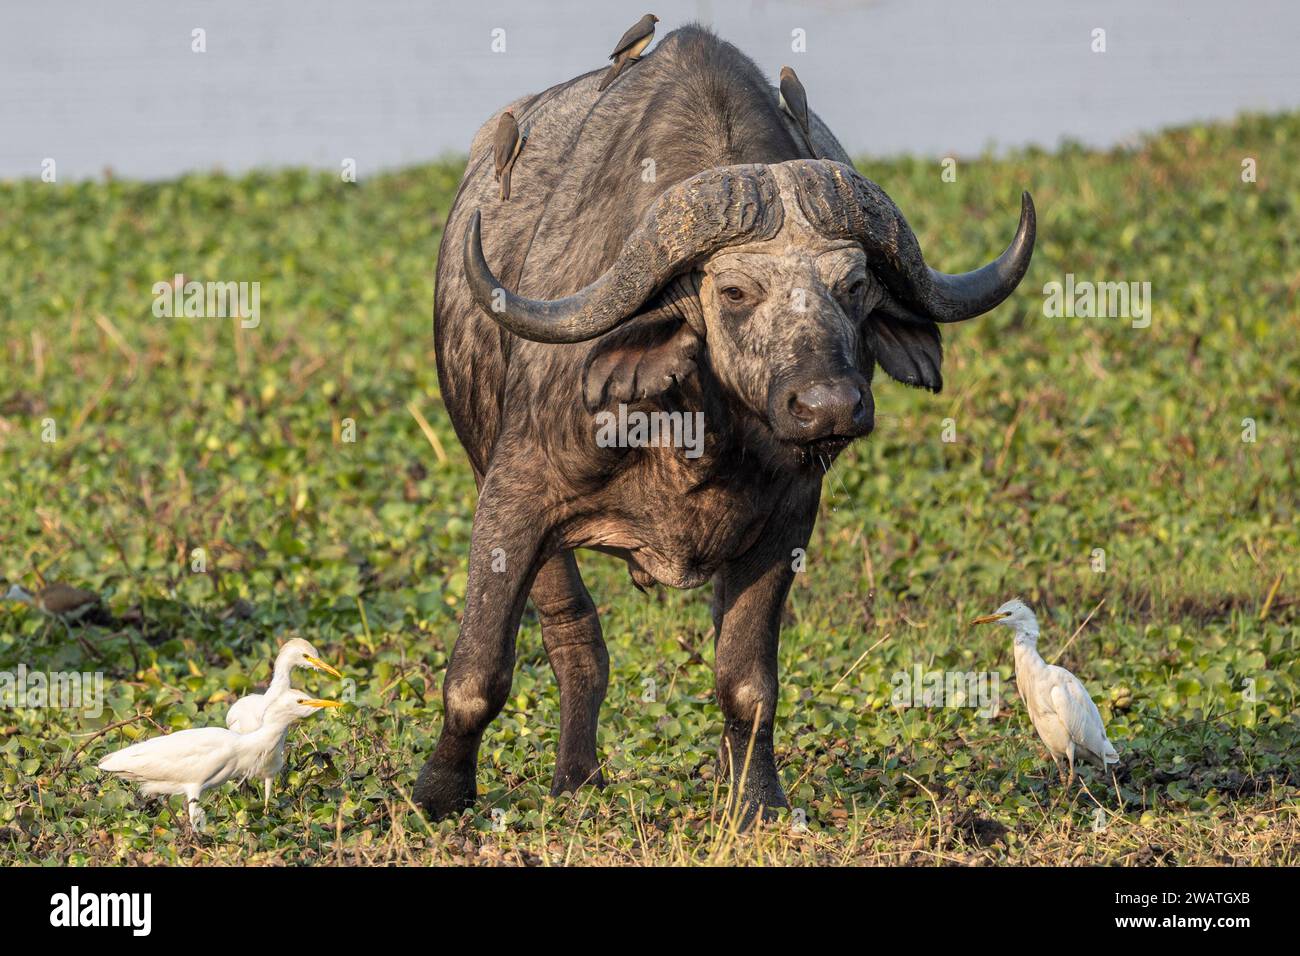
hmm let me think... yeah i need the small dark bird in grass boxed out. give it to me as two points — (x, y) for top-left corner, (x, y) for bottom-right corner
(778, 66), (818, 158)
(494, 111), (525, 201)
(598, 14), (659, 92)
(4, 579), (109, 624)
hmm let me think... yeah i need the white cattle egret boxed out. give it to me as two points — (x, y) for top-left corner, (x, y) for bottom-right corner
(226, 638), (342, 806)
(972, 598), (1119, 787)
(98, 690), (342, 831)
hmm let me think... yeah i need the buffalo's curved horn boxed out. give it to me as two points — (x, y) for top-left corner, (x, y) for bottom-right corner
(900, 190), (1035, 323)
(464, 166), (784, 343)
(788, 160), (1035, 323)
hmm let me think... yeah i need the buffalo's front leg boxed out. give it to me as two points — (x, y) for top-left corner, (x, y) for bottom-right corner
(532, 551), (608, 794)
(414, 468), (548, 819)
(712, 497), (816, 827)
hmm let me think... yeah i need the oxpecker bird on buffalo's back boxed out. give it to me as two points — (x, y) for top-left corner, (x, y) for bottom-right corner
(493, 111), (524, 201)
(778, 65), (818, 158)
(422, 25), (1036, 827)
(598, 13), (659, 91)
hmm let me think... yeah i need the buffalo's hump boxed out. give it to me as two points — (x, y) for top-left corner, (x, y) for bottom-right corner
(433, 26), (848, 472)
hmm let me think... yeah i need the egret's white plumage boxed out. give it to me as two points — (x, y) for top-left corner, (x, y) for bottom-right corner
(226, 638), (341, 806)
(98, 690), (341, 831)
(972, 598), (1119, 786)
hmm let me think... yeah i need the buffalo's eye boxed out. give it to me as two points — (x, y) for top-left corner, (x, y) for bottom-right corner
(720, 286), (746, 303)
(846, 279), (866, 297)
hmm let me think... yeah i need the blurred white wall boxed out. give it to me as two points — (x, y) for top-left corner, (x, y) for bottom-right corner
(2, 0), (1297, 180)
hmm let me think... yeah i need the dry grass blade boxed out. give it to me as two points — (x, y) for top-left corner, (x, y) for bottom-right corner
(407, 400), (448, 463)
(1050, 597), (1106, 664)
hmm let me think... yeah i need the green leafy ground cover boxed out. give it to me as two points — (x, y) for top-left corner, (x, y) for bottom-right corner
(0, 112), (1296, 864)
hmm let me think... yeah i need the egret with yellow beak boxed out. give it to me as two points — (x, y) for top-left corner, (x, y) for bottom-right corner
(972, 598), (1119, 788)
(226, 638), (342, 806)
(98, 690), (342, 832)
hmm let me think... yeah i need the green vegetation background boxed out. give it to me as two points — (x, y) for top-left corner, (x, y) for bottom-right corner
(0, 113), (1296, 864)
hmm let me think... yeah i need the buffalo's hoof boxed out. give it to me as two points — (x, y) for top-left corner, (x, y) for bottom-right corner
(550, 763), (606, 796)
(413, 756), (477, 820)
(720, 751), (787, 830)
(728, 780), (788, 830)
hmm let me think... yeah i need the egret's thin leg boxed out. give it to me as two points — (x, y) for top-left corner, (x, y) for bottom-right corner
(1048, 756), (1065, 809)
(263, 777), (271, 810)
(163, 798), (186, 834)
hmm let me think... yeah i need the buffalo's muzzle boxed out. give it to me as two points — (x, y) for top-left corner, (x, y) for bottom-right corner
(774, 377), (874, 446)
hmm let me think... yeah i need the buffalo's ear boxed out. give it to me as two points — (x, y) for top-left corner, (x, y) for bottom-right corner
(864, 314), (943, 392)
(582, 317), (701, 412)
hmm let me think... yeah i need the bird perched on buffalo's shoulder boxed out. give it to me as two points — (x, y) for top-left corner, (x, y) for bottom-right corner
(972, 598), (1119, 789)
(598, 13), (659, 92)
(493, 111), (525, 201)
(778, 65), (818, 159)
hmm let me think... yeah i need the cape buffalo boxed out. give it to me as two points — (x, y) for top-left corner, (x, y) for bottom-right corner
(417, 25), (1035, 821)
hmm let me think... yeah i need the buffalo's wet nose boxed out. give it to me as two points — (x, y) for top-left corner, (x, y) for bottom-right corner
(785, 381), (873, 438)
